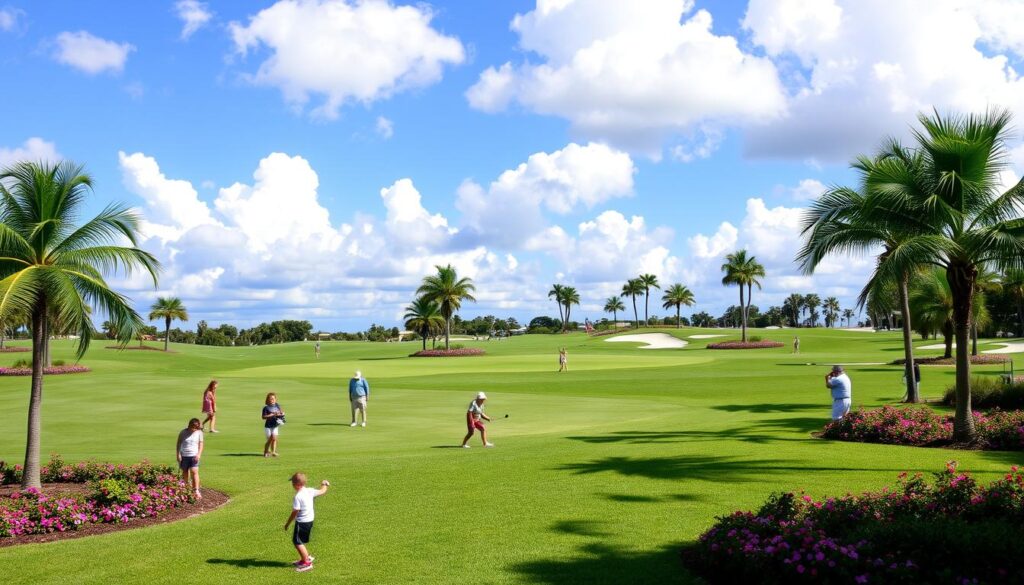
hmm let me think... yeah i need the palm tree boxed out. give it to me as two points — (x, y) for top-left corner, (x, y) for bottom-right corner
(561, 286), (580, 332)
(661, 284), (695, 329)
(0, 161), (158, 489)
(638, 273), (660, 327)
(972, 269), (1000, 356)
(404, 296), (445, 351)
(909, 268), (989, 360)
(148, 297), (188, 351)
(803, 294), (821, 327)
(622, 279), (644, 329)
(785, 293), (803, 327)
(721, 250), (763, 342)
(842, 308), (855, 327)
(548, 284), (565, 331)
(1004, 269), (1024, 337)
(824, 297), (840, 327)
(603, 296), (625, 328)
(416, 264), (476, 350)
(853, 110), (1024, 441)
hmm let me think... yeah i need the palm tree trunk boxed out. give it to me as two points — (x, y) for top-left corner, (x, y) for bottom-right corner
(1017, 300), (1024, 337)
(165, 316), (171, 351)
(676, 305), (681, 329)
(444, 310), (451, 350)
(898, 276), (919, 403)
(631, 295), (638, 329)
(22, 299), (47, 489)
(421, 326), (427, 351)
(644, 287), (650, 327)
(948, 264), (977, 442)
(613, 309), (617, 328)
(943, 321), (953, 359)
(555, 301), (564, 333)
(739, 285), (747, 342)
(971, 323), (979, 356)
(564, 303), (571, 333)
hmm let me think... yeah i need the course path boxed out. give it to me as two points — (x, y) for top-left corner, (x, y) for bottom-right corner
(605, 333), (688, 349)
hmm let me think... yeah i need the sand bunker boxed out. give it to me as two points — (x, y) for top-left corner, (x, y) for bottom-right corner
(839, 327), (877, 332)
(605, 333), (688, 349)
(918, 343), (952, 350)
(983, 342), (1024, 354)
(689, 334), (726, 339)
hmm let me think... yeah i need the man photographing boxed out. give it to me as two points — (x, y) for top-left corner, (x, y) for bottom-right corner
(825, 365), (852, 421)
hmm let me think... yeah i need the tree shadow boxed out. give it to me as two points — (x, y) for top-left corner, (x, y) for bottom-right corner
(551, 520), (612, 537)
(604, 493), (661, 503)
(712, 403), (821, 414)
(512, 542), (696, 585)
(430, 445), (466, 449)
(206, 558), (292, 569)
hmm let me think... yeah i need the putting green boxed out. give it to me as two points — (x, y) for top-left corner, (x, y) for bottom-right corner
(0, 328), (1016, 584)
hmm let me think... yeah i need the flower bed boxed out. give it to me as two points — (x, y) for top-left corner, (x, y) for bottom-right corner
(0, 364), (90, 376)
(821, 405), (1024, 450)
(892, 354), (1008, 365)
(0, 455), (197, 539)
(706, 340), (785, 350)
(0, 347), (29, 353)
(410, 348), (486, 357)
(684, 463), (1024, 583)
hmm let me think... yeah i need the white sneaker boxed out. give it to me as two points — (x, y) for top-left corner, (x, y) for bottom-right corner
(462, 444), (470, 448)
(485, 443), (495, 448)
(361, 422), (366, 427)
(350, 422), (357, 427)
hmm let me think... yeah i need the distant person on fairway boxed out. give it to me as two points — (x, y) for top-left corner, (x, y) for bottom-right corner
(176, 417), (204, 499)
(349, 371), (369, 427)
(793, 336), (800, 354)
(825, 365), (852, 420)
(201, 380), (218, 433)
(284, 472), (330, 572)
(315, 340), (320, 359)
(462, 392), (493, 448)
(558, 348), (568, 372)
(263, 393), (286, 457)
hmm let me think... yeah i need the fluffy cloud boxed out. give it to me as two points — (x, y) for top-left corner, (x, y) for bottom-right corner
(0, 138), (60, 169)
(375, 116), (394, 139)
(467, 0), (786, 156)
(742, 0), (1024, 161)
(0, 7), (25, 32)
(790, 178), (827, 201)
(379, 178), (454, 248)
(175, 0), (213, 39)
(118, 151), (219, 241)
(229, 0), (464, 119)
(456, 142), (635, 246)
(53, 31), (134, 74)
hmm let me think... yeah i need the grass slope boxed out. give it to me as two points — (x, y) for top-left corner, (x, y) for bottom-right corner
(0, 328), (1018, 584)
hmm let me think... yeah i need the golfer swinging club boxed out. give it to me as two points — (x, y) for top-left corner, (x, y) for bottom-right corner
(462, 392), (494, 448)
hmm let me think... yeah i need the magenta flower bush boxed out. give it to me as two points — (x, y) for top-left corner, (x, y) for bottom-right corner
(687, 464), (1024, 583)
(0, 455), (196, 538)
(822, 406), (1024, 450)
(0, 364), (91, 376)
(706, 340), (785, 349)
(410, 348), (485, 357)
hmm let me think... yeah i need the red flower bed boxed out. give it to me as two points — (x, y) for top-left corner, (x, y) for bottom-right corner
(0, 347), (29, 353)
(0, 455), (196, 538)
(0, 365), (90, 376)
(821, 406), (1024, 450)
(706, 340), (785, 349)
(685, 463), (1024, 584)
(410, 348), (486, 357)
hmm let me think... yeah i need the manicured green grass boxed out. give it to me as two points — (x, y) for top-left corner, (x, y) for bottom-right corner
(0, 328), (1019, 584)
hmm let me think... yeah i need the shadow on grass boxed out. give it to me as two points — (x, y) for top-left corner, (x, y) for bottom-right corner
(357, 356), (407, 361)
(712, 403), (820, 414)
(568, 418), (826, 446)
(430, 445), (465, 449)
(307, 423), (348, 427)
(512, 542), (695, 585)
(219, 453), (263, 457)
(551, 520), (612, 537)
(206, 558), (292, 569)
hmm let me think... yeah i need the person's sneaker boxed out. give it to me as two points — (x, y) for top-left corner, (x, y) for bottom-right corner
(194, 490), (203, 499)
(292, 557), (315, 566)
(296, 561), (313, 572)
(361, 422), (366, 427)
(350, 422), (357, 427)
(462, 444), (470, 448)
(210, 430), (219, 433)
(485, 443), (495, 448)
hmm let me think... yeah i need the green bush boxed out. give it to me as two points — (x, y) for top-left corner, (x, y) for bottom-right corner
(943, 376), (1024, 410)
(89, 478), (136, 506)
(11, 359), (66, 368)
(448, 344), (465, 350)
(748, 335), (763, 342)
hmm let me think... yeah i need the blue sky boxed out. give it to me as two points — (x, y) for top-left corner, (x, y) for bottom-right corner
(1, 0), (1023, 330)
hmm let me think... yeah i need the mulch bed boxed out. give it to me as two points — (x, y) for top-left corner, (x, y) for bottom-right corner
(892, 355), (1009, 365)
(0, 365), (91, 376)
(0, 484), (229, 548)
(706, 340), (785, 349)
(0, 347), (30, 353)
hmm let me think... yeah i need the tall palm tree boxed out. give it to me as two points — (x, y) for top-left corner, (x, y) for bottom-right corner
(909, 268), (989, 360)
(721, 250), (763, 342)
(853, 110), (1024, 440)
(972, 269), (1000, 356)
(561, 286), (580, 332)
(416, 264), (476, 350)
(548, 284), (565, 331)
(785, 293), (803, 327)
(0, 161), (159, 489)
(638, 273), (660, 327)
(661, 284), (695, 329)
(404, 296), (445, 351)
(842, 308), (855, 327)
(824, 297), (840, 327)
(621, 279), (644, 329)
(603, 296), (625, 328)
(1004, 269), (1024, 337)
(149, 297), (188, 351)
(803, 294), (821, 327)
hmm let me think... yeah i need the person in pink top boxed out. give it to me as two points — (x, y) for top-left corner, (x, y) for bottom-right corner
(201, 380), (219, 433)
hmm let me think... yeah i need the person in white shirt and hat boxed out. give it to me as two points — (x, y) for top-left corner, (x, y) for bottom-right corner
(348, 370), (370, 427)
(461, 392), (494, 448)
(825, 365), (852, 420)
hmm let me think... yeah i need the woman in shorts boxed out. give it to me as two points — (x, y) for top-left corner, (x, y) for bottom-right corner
(176, 417), (204, 498)
(201, 380), (218, 433)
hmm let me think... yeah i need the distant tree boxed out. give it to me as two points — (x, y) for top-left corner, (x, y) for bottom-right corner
(638, 273), (660, 327)
(721, 250), (764, 341)
(603, 296), (625, 327)
(404, 296), (445, 351)
(691, 311), (713, 328)
(824, 296), (840, 328)
(548, 284), (565, 329)
(561, 286), (580, 332)
(842, 308), (855, 327)
(661, 284), (695, 329)
(417, 264), (476, 350)
(621, 279), (644, 329)
(803, 294), (821, 327)
(148, 297), (188, 351)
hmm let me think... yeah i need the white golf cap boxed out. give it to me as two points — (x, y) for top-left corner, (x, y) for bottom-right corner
(476, 392), (487, 400)
(355, 370), (362, 379)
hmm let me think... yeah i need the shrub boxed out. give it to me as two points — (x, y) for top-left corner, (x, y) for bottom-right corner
(943, 376), (1024, 410)
(0, 364), (90, 376)
(822, 406), (1024, 450)
(90, 478), (135, 506)
(686, 464), (1024, 584)
(748, 335), (763, 342)
(706, 340), (785, 349)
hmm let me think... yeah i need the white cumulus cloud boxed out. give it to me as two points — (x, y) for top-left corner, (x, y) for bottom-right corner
(53, 31), (134, 75)
(175, 0), (213, 40)
(0, 138), (61, 169)
(229, 0), (465, 119)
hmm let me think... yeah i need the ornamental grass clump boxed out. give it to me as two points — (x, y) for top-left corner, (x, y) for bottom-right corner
(687, 464), (1024, 583)
(0, 455), (196, 538)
